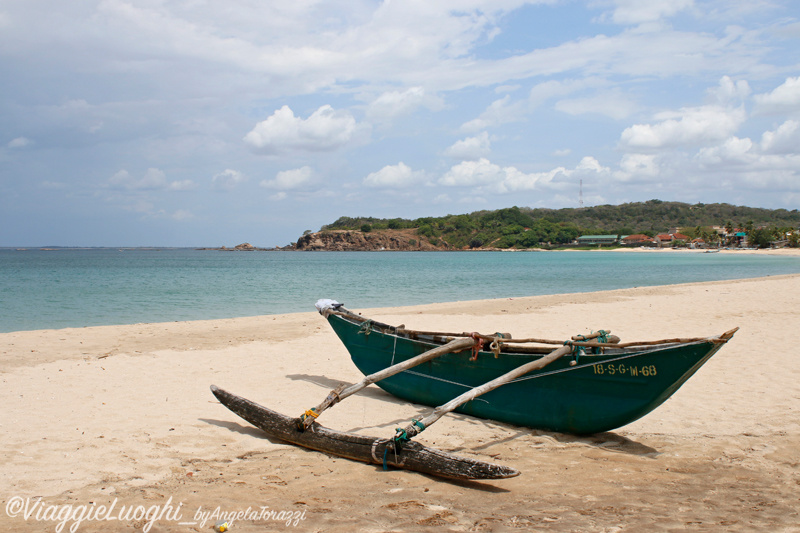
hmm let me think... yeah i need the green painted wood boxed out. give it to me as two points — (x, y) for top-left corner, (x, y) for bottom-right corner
(326, 312), (732, 434)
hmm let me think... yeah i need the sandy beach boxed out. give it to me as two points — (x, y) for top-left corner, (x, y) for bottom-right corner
(2, 271), (800, 532)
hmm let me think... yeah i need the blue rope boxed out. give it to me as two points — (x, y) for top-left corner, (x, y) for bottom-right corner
(358, 320), (373, 336)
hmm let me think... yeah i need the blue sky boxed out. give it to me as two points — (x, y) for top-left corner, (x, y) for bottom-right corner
(1, 0), (799, 247)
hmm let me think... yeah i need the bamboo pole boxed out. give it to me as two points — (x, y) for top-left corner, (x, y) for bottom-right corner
(297, 336), (475, 430)
(394, 343), (573, 441)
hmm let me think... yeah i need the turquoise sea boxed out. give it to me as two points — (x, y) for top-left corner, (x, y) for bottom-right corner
(1, 248), (799, 333)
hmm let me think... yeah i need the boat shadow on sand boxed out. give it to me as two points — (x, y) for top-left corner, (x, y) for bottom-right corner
(200, 414), (513, 492)
(283, 373), (659, 458)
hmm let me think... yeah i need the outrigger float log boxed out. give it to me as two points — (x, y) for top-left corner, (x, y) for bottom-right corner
(211, 299), (738, 480)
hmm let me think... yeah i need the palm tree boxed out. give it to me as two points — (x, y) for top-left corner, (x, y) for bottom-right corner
(724, 221), (734, 246)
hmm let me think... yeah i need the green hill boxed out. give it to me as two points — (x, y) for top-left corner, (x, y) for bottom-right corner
(316, 201), (800, 250)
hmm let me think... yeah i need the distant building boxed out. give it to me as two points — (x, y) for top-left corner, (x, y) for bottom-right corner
(576, 235), (620, 245)
(656, 232), (691, 247)
(655, 234), (674, 247)
(621, 234), (654, 246)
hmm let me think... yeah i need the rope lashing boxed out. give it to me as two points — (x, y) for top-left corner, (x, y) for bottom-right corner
(383, 422), (417, 471)
(489, 332), (508, 358)
(303, 408), (319, 419)
(564, 339), (584, 366)
(394, 428), (409, 443)
(381, 415), (419, 470)
(296, 408), (319, 429)
(385, 418), (425, 470)
(593, 329), (610, 354)
(358, 320), (373, 336)
(470, 332), (484, 361)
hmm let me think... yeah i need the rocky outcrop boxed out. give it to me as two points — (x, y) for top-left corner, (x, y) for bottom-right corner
(295, 230), (447, 251)
(199, 242), (268, 251)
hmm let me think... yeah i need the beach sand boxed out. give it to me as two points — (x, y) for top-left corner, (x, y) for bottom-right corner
(2, 272), (799, 532)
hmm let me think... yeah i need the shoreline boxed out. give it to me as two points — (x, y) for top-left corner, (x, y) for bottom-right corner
(3, 248), (800, 335)
(2, 274), (800, 531)
(3, 272), (800, 364)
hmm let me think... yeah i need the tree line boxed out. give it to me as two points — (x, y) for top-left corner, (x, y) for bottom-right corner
(316, 201), (800, 249)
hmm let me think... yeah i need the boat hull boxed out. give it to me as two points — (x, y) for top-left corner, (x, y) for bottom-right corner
(327, 313), (727, 434)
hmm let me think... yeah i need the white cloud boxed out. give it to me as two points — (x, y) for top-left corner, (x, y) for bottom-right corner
(461, 95), (526, 132)
(212, 169), (246, 191)
(710, 76), (751, 106)
(440, 158), (506, 187)
(171, 209), (193, 220)
(443, 132), (491, 160)
(244, 105), (361, 154)
(754, 77), (800, 114)
(260, 166), (315, 190)
(613, 153), (661, 182)
(529, 80), (570, 109)
(8, 137), (32, 148)
(167, 180), (196, 191)
(366, 87), (441, 123)
(692, 136), (800, 190)
(761, 120), (800, 154)
(555, 90), (639, 120)
(620, 105), (746, 149)
(108, 168), (196, 191)
(605, 0), (694, 25)
(363, 162), (425, 188)
(440, 157), (609, 194)
(575, 156), (608, 174)
(695, 136), (755, 166)
(271, 191), (288, 201)
(610, 131), (800, 193)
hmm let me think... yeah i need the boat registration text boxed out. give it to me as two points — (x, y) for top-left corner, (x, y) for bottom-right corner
(592, 363), (657, 377)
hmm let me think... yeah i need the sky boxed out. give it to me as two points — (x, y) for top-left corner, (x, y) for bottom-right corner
(1, 0), (799, 247)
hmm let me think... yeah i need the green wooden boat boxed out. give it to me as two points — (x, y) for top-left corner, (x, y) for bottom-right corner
(320, 302), (737, 435)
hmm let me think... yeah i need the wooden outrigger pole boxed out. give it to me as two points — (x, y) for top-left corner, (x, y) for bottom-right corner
(391, 344), (573, 444)
(296, 336), (475, 430)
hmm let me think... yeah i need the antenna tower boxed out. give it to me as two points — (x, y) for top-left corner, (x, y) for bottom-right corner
(579, 179), (584, 208)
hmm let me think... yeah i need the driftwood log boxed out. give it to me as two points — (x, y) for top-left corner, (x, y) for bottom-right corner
(211, 385), (520, 480)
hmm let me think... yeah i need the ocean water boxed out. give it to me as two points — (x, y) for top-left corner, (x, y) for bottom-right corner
(1, 248), (799, 333)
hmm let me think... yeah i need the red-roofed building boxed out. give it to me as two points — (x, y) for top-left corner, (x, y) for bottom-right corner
(655, 234), (673, 247)
(655, 232), (690, 247)
(621, 234), (654, 246)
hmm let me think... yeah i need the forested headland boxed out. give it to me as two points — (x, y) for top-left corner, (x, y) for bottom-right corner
(297, 201), (800, 250)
